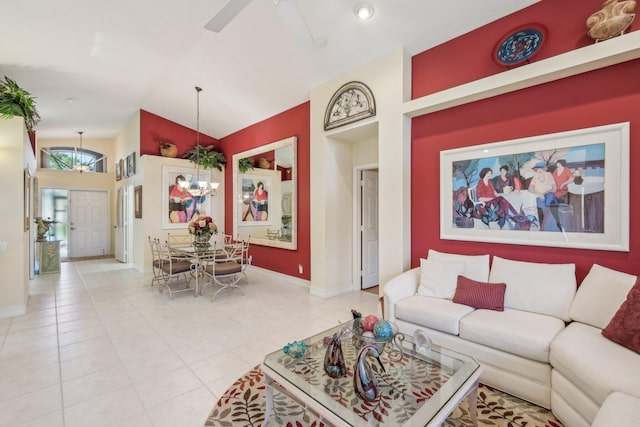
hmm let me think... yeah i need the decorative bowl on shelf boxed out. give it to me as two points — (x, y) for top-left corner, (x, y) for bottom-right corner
(282, 341), (308, 358)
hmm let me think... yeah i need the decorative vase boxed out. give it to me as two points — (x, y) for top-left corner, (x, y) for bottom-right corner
(159, 142), (178, 158)
(324, 333), (347, 378)
(193, 233), (211, 249)
(257, 158), (270, 169)
(353, 345), (385, 401)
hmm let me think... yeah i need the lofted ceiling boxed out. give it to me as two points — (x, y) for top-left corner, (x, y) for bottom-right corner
(0, 0), (538, 140)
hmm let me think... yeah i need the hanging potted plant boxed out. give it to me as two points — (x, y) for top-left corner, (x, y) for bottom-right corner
(0, 76), (41, 132)
(238, 157), (254, 173)
(182, 145), (227, 171)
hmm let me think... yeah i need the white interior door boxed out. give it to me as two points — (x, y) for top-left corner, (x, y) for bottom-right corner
(69, 190), (109, 258)
(115, 187), (127, 262)
(361, 170), (379, 289)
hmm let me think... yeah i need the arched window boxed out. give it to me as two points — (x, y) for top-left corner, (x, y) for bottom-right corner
(40, 147), (107, 173)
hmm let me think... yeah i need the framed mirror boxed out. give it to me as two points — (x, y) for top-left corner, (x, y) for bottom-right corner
(232, 136), (297, 250)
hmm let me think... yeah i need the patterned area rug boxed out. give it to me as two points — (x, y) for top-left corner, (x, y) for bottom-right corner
(205, 366), (563, 427)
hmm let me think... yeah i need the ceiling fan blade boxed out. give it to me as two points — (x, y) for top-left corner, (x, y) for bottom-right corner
(274, 0), (313, 46)
(205, 0), (253, 32)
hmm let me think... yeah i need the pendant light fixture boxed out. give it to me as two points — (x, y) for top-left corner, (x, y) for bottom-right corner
(178, 86), (219, 197)
(72, 131), (90, 172)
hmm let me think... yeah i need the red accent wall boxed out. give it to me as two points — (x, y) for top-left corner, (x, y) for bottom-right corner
(219, 103), (310, 280)
(412, 58), (640, 283)
(139, 110), (219, 158)
(412, 0), (636, 98)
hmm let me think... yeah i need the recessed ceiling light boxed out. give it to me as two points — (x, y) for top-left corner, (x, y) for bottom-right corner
(354, 3), (374, 21)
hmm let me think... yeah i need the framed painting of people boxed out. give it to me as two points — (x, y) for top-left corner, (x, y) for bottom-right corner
(238, 174), (272, 226)
(162, 166), (212, 229)
(440, 122), (629, 251)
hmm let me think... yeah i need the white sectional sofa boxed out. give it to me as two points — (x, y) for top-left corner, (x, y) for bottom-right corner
(383, 250), (640, 427)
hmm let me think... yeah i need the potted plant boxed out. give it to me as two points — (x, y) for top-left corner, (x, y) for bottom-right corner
(0, 76), (41, 132)
(238, 157), (254, 173)
(182, 145), (227, 171)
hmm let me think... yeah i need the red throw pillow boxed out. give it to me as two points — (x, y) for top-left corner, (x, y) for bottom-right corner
(452, 275), (506, 311)
(602, 280), (640, 354)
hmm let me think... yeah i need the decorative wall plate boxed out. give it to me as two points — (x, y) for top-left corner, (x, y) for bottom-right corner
(324, 81), (376, 131)
(493, 24), (547, 68)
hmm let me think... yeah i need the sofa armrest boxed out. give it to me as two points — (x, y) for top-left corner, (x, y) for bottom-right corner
(383, 267), (420, 322)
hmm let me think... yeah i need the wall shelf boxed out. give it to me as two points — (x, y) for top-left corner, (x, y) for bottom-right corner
(403, 31), (640, 118)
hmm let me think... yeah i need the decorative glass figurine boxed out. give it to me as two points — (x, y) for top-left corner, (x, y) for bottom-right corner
(353, 344), (386, 401)
(323, 333), (347, 378)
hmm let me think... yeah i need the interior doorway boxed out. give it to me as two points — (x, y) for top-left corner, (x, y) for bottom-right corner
(354, 166), (379, 290)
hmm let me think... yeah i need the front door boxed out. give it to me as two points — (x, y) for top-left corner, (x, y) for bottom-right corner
(69, 190), (109, 258)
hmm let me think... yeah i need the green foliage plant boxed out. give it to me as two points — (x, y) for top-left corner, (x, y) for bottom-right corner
(0, 76), (41, 131)
(238, 157), (254, 173)
(182, 145), (227, 171)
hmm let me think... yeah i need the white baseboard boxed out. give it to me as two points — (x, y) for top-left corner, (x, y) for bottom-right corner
(0, 305), (27, 319)
(309, 283), (355, 299)
(249, 266), (310, 288)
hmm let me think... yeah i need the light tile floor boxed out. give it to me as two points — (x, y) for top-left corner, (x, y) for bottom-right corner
(0, 259), (380, 427)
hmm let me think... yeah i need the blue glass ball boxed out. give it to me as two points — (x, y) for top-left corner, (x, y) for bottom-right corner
(373, 320), (394, 339)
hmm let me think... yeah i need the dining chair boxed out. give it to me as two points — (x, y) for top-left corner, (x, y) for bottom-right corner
(157, 241), (195, 299)
(231, 236), (251, 278)
(201, 242), (244, 301)
(167, 232), (194, 260)
(148, 236), (164, 289)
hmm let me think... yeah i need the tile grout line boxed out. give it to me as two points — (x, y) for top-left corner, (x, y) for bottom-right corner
(54, 269), (68, 427)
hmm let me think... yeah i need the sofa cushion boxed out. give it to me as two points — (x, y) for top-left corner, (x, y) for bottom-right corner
(427, 250), (490, 282)
(395, 295), (474, 335)
(602, 279), (640, 354)
(570, 264), (637, 329)
(550, 322), (640, 406)
(489, 256), (576, 321)
(591, 392), (640, 427)
(417, 258), (465, 299)
(459, 309), (565, 363)
(452, 276), (506, 311)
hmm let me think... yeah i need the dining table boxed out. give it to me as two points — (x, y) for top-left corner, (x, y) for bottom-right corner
(168, 241), (244, 296)
(167, 244), (225, 296)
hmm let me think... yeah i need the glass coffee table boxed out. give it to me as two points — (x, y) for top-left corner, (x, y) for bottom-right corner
(262, 320), (482, 426)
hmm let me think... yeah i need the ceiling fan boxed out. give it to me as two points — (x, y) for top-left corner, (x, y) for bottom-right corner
(205, 0), (313, 46)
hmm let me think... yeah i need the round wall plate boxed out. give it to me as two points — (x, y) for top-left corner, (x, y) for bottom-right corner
(493, 24), (547, 67)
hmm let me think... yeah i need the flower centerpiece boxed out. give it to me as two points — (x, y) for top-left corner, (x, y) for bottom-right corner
(188, 214), (217, 249)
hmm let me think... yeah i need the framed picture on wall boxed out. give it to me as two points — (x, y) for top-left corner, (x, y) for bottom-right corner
(162, 166), (212, 229)
(126, 152), (136, 177)
(120, 158), (127, 178)
(440, 122), (630, 251)
(134, 185), (142, 218)
(115, 160), (122, 181)
(238, 174), (272, 226)
(24, 168), (31, 231)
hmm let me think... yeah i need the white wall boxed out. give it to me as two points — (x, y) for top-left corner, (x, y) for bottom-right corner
(0, 117), (35, 318)
(309, 48), (411, 297)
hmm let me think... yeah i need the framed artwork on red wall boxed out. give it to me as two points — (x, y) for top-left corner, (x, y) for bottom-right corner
(440, 122), (630, 251)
